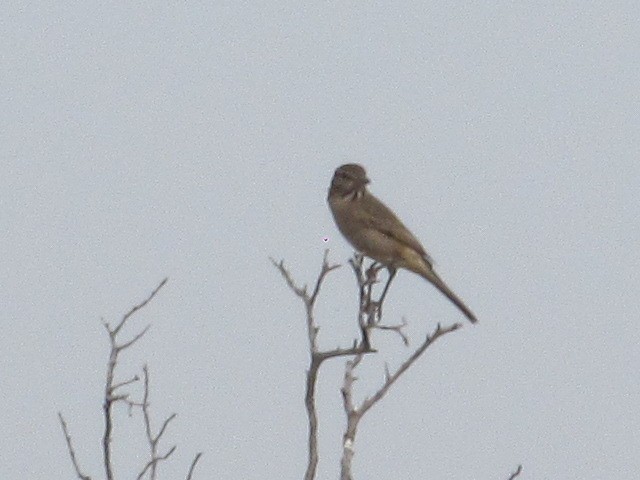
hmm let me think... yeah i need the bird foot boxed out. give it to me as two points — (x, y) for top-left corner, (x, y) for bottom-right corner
(367, 301), (383, 323)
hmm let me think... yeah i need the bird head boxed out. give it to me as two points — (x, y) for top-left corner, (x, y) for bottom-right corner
(329, 164), (370, 198)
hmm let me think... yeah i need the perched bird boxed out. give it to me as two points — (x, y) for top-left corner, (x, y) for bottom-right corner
(327, 163), (477, 324)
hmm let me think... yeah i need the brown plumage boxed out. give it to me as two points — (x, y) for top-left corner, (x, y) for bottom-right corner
(328, 163), (477, 324)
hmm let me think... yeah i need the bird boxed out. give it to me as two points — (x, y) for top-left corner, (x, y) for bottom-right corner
(327, 163), (477, 324)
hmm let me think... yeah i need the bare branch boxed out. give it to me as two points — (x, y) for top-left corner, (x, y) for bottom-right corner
(373, 317), (409, 346)
(272, 251), (346, 355)
(270, 258), (307, 298)
(118, 324), (151, 350)
(303, 356), (321, 480)
(358, 322), (461, 416)
(341, 355), (364, 414)
(61, 278), (202, 480)
(186, 452), (203, 480)
(507, 464), (523, 480)
(137, 365), (178, 480)
(316, 344), (376, 362)
(136, 446), (177, 480)
(309, 250), (341, 305)
(339, 321), (461, 478)
(272, 251), (375, 480)
(102, 278), (168, 480)
(113, 277), (168, 336)
(58, 413), (92, 480)
(348, 255), (406, 349)
(275, 252), (469, 480)
(112, 374), (140, 392)
(156, 414), (177, 443)
(338, 255), (469, 478)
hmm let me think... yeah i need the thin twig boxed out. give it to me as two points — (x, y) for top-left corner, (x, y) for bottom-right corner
(374, 317), (409, 346)
(507, 464), (523, 480)
(272, 251), (375, 480)
(358, 322), (461, 416)
(58, 413), (92, 480)
(102, 278), (168, 480)
(118, 324), (152, 350)
(339, 321), (461, 479)
(112, 375), (140, 392)
(137, 446), (177, 480)
(60, 278), (202, 480)
(136, 364), (178, 480)
(339, 256), (469, 479)
(186, 452), (204, 480)
(113, 278), (168, 335)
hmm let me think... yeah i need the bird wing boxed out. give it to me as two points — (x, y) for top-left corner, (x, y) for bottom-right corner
(359, 192), (434, 266)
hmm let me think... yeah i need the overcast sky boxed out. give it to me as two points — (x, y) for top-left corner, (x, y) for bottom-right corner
(2, 2), (639, 479)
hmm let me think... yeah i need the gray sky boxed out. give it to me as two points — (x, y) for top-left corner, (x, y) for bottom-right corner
(2, 1), (639, 479)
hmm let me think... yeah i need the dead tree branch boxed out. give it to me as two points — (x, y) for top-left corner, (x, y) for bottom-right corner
(58, 413), (92, 480)
(186, 452), (204, 480)
(348, 255), (410, 348)
(338, 257), (464, 479)
(271, 251), (376, 480)
(275, 251), (507, 479)
(136, 365), (178, 480)
(507, 464), (523, 479)
(59, 278), (203, 480)
(339, 321), (460, 480)
(102, 278), (167, 480)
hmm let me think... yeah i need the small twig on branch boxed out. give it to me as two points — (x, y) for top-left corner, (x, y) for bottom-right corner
(102, 278), (168, 480)
(58, 413), (92, 480)
(274, 251), (467, 480)
(374, 317), (410, 346)
(112, 374), (140, 392)
(507, 464), (523, 479)
(137, 446), (177, 480)
(136, 364), (178, 480)
(186, 452), (203, 480)
(271, 251), (376, 480)
(112, 278), (168, 336)
(340, 315), (462, 478)
(271, 250), (341, 347)
(359, 322), (461, 415)
(60, 278), (202, 480)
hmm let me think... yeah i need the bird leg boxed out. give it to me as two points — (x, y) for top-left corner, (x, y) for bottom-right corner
(359, 324), (371, 351)
(365, 261), (384, 283)
(375, 267), (397, 319)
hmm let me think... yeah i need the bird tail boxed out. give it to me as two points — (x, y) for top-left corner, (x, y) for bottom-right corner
(421, 269), (478, 324)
